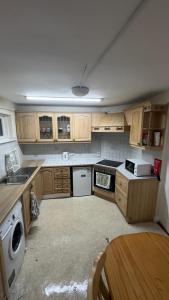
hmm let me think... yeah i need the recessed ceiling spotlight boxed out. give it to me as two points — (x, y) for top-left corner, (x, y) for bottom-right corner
(26, 96), (102, 103)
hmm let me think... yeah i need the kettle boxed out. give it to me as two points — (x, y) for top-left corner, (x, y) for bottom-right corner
(62, 152), (69, 161)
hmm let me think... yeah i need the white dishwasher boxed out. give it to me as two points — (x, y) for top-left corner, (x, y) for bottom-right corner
(73, 166), (92, 196)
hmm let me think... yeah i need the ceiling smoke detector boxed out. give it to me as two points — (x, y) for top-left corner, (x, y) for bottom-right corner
(72, 86), (89, 97)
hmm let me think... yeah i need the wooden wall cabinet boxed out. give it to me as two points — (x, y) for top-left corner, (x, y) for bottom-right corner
(125, 103), (167, 150)
(73, 113), (91, 141)
(129, 107), (143, 146)
(115, 170), (158, 223)
(16, 112), (37, 142)
(37, 113), (55, 142)
(92, 112), (128, 132)
(16, 112), (92, 143)
(55, 113), (73, 142)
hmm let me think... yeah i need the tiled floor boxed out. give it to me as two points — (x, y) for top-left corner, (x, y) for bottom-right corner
(12, 196), (165, 299)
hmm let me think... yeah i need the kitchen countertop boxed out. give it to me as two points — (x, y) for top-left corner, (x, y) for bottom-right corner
(0, 160), (44, 225)
(117, 163), (157, 180)
(42, 157), (102, 167)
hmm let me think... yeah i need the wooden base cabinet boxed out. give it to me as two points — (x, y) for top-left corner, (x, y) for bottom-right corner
(41, 167), (71, 198)
(32, 171), (43, 200)
(41, 168), (53, 195)
(115, 170), (158, 223)
(22, 186), (32, 235)
(22, 171), (42, 235)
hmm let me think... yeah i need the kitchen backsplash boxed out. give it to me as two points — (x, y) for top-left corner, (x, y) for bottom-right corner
(130, 147), (162, 164)
(0, 134), (162, 179)
(100, 132), (131, 162)
(21, 132), (131, 162)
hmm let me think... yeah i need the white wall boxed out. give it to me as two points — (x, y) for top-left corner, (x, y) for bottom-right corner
(16, 103), (130, 113)
(0, 98), (22, 178)
(156, 109), (169, 232)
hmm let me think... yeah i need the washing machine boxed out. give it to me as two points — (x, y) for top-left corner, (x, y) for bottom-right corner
(0, 200), (25, 297)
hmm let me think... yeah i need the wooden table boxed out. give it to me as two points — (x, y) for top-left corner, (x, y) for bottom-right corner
(104, 232), (169, 300)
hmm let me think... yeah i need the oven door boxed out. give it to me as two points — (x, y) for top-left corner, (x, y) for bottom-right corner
(95, 172), (111, 190)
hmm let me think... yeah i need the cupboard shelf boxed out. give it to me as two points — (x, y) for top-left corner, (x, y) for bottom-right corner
(125, 103), (167, 150)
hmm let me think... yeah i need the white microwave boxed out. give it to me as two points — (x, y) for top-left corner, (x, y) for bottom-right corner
(125, 159), (152, 177)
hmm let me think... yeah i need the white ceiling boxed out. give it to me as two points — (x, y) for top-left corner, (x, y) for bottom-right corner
(0, 0), (169, 106)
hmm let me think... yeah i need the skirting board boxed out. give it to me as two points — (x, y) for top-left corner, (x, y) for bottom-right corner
(42, 193), (70, 199)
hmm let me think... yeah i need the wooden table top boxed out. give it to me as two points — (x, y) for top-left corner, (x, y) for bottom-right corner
(104, 232), (169, 300)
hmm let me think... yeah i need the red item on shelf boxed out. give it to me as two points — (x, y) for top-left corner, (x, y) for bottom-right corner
(154, 158), (162, 176)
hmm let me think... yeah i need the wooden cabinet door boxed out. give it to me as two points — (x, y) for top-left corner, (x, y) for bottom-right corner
(0, 243), (6, 300)
(92, 112), (125, 127)
(73, 113), (91, 141)
(130, 107), (143, 146)
(124, 109), (133, 126)
(22, 186), (31, 235)
(41, 168), (53, 195)
(92, 113), (105, 127)
(37, 113), (55, 142)
(55, 113), (73, 141)
(16, 112), (37, 142)
(32, 172), (43, 200)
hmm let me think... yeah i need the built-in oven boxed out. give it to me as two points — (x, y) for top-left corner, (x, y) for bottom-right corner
(94, 165), (116, 192)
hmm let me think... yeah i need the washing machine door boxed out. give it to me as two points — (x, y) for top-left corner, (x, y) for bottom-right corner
(9, 219), (24, 260)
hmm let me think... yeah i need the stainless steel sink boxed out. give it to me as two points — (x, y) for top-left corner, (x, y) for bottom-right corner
(0, 175), (29, 185)
(0, 167), (37, 185)
(15, 167), (37, 177)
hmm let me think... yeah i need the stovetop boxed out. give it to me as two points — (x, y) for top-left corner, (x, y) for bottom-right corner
(96, 160), (123, 168)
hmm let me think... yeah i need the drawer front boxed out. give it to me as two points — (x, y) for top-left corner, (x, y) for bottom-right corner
(53, 188), (70, 194)
(53, 167), (70, 178)
(53, 178), (70, 192)
(116, 172), (128, 194)
(115, 187), (127, 216)
(54, 179), (63, 188)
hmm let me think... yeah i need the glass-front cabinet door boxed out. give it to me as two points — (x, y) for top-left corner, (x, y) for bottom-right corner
(56, 114), (73, 141)
(37, 113), (54, 141)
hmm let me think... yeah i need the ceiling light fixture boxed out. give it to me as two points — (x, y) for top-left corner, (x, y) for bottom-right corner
(72, 64), (89, 96)
(72, 86), (89, 97)
(26, 96), (102, 103)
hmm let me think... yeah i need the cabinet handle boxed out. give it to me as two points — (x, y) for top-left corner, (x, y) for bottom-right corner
(104, 127), (111, 130)
(116, 126), (123, 130)
(118, 197), (121, 201)
(94, 127), (99, 130)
